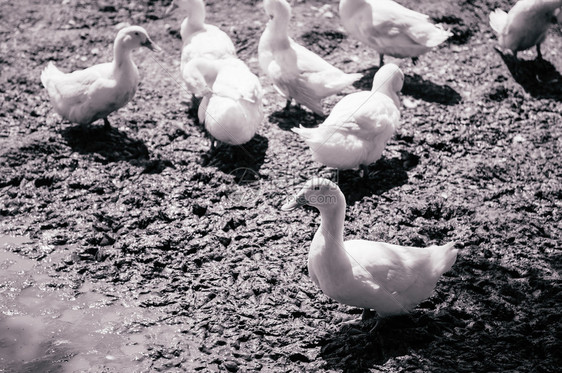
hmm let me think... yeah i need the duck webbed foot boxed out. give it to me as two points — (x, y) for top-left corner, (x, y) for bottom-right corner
(341, 308), (379, 329)
(536, 44), (543, 60)
(189, 94), (201, 123)
(411, 56), (419, 65)
(361, 308), (375, 321)
(360, 309), (385, 333)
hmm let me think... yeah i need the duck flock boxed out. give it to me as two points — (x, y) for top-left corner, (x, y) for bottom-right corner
(39, 0), (562, 328)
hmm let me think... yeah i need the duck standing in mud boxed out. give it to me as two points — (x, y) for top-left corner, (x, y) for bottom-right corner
(41, 26), (159, 129)
(282, 178), (458, 330)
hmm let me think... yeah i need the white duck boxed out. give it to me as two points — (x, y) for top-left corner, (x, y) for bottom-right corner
(258, 0), (362, 115)
(489, 0), (562, 59)
(167, 0), (236, 97)
(292, 63), (403, 178)
(282, 178), (458, 327)
(41, 26), (159, 128)
(339, 0), (452, 66)
(185, 58), (264, 147)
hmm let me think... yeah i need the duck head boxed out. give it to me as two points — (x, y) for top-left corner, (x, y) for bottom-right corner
(372, 63), (404, 93)
(281, 178), (344, 213)
(166, 0), (204, 16)
(264, 0), (291, 22)
(116, 26), (160, 52)
(371, 63), (403, 107)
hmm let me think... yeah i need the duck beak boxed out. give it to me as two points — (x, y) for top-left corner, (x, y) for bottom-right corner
(281, 194), (307, 211)
(164, 2), (178, 17)
(142, 38), (161, 52)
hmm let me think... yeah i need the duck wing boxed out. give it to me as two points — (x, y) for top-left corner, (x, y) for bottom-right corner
(268, 60), (326, 115)
(181, 25), (235, 62)
(292, 92), (398, 168)
(353, 0), (449, 50)
(292, 41), (362, 93)
(345, 240), (457, 314)
(322, 92), (399, 138)
(344, 240), (426, 294)
(213, 60), (263, 104)
(42, 62), (120, 124)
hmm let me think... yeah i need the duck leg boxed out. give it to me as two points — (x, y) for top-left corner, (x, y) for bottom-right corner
(360, 164), (370, 180)
(284, 99), (292, 111)
(411, 56), (419, 65)
(536, 44), (543, 60)
(103, 118), (111, 129)
(379, 54), (385, 67)
(189, 94), (201, 123)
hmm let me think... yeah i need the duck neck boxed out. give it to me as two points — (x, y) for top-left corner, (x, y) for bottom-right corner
(183, 0), (206, 32)
(384, 90), (400, 108)
(113, 38), (134, 72)
(339, 0), (364, 20)
(315, 201), (346, 249)
(372, 83), (400, 108)
(266, 12), (290, 47)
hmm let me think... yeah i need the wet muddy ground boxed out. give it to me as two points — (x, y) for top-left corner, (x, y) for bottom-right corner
(1, 0), (561, 372)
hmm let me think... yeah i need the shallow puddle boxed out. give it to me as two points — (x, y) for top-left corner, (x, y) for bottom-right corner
(0, 236), (192, 372)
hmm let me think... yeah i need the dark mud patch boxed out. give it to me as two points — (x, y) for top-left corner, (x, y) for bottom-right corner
(1, 0), (561, 372)
(300, 28), (347, 57)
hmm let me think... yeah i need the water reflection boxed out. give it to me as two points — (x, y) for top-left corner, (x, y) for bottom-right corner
(0, 237), (180, 372)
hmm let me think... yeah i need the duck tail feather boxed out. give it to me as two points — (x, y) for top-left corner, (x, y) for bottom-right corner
(426, 25), (453, 47)
(335, 72), (363, 90)
(40, 62), (63, 90)
(489, 9), (507, 35)
(430, 242), (458, 277)
(291, 124), (311, 138)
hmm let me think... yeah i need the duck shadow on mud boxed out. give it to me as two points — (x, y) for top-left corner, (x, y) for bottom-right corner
(200, 134), (269, 176)
(268, 106), (325, 131)
(354, 67), (462, 106)
(498, 52), (562, 101)
(62, 124), (150, 164)
(319, 311), (448, 372)
(319, 249), (562, 372)
(335, 150), (419, 204)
